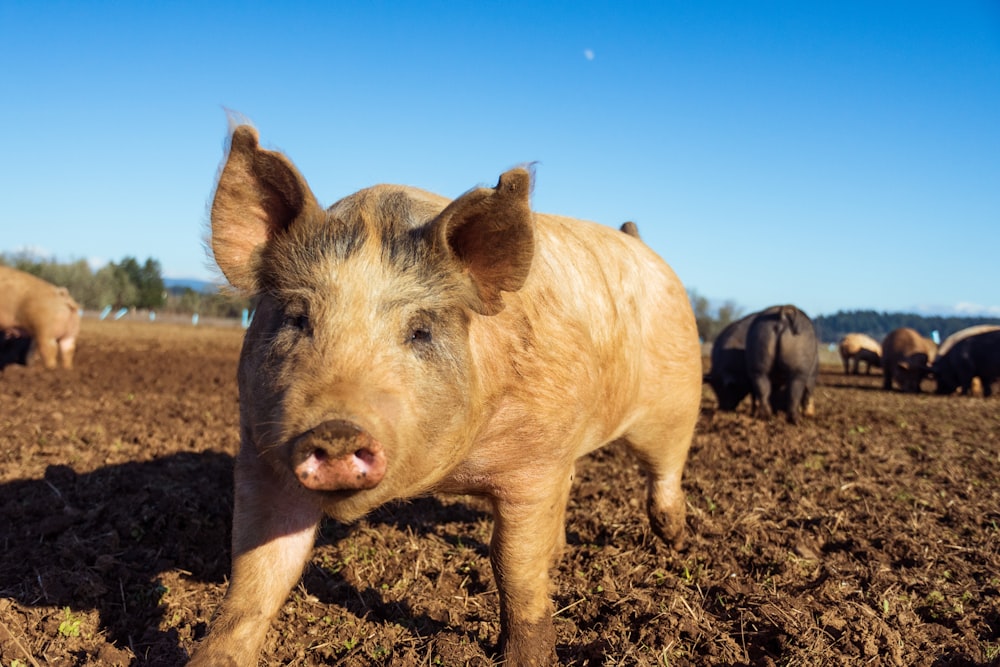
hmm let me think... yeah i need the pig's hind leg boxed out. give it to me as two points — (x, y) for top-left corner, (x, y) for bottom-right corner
(35, 332), (60, 370)
(623, 417), (696, 551)
(786, 375), (812, 423)
(190, 455), (323, 666)
(58, 335), (76, 370)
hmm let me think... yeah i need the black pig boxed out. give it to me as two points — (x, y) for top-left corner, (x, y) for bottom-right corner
(933, 329), (1000, 397)
(745, 305), (818, 423)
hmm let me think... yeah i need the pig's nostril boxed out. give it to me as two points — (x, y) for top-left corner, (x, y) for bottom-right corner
(290, 424), (386, 491)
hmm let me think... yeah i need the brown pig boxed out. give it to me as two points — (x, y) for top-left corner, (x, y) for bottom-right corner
(189, 126), (702, 666)
(0, 265), (80, 369)
(838, 332), (882, 375)
(881, 327), (937, 392)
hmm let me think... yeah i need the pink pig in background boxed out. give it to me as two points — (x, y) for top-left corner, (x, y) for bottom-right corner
(0, 265), (80, 370)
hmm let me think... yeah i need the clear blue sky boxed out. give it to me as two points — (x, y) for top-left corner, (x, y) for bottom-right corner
(2, 1), (998, 317)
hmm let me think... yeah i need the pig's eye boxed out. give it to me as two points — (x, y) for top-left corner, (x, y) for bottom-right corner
(409, 326), (432, 344)
(405, 312), (436, 351)
(283, 312), (311, 334)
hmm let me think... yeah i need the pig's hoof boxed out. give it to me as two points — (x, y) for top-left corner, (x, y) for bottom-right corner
(647, 503), (685, 551)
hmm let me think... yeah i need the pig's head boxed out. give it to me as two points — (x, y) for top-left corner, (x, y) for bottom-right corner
(211, 125), (534, 521)
(706, 348), (751, 411)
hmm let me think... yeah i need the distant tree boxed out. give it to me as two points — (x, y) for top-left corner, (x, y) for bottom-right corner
(138, 257), (166, 309)
(112, 256), (165, 309)
(95, 262), (138, 309)
(688, 289), (744, 342)
(174, 287), (204, 314)
(716, 300), (742, 333)
(689, 291), (712, 342)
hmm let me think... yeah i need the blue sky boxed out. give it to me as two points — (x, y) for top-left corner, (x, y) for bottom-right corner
(2, 1), (998, 317)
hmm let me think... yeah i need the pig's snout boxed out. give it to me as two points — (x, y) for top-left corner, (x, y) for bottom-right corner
(290, 420), (387, 492)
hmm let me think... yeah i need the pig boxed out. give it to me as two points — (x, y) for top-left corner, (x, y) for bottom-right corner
(0, 330), (33, 371)
(936, 324), (1000, 358)
(838, 332), (882, 375)
(0, 265), (80, 369)
(704, 309), (761, 411)
(745, 305), (818, 423)
(881, 327), (937, 392)
(932, 328), (1000, 397)
(189, 125), (702, 666)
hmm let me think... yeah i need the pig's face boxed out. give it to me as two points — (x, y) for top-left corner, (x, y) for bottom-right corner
(213, 126), (534, 522)
(240, 202), (481, 521)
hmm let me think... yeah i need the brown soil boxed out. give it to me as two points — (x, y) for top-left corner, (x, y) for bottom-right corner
(1, 319), (998, 666)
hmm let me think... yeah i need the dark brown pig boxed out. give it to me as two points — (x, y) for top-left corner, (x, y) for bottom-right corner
(0, 266), (80, 369)
(745, 305), (818, 423)
(189, 125), (702, 666)
(881, 327), (937, 392)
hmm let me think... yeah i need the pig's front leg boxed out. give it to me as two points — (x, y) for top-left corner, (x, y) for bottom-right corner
(489, 471), (573, 666)
(189, 453), (323, 666)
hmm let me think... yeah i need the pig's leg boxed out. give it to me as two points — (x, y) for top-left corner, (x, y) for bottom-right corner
(35, 332), (59, 370)
(626, 419), (696, 551)
(489, 470), (573, 666)
(802, 389), (816, 418)
(58, 336), (76, 370)
(189, 454), (322, 666)
(751, 375), (772, 419)
(786, 376), (808, 424)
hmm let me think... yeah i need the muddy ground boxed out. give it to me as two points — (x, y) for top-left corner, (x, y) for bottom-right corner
(1, 319), (997, 666)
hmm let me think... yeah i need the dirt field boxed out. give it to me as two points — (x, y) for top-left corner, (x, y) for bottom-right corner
(1, 319), (998, 666)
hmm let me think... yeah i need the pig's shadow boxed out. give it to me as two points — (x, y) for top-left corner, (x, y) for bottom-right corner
(0, 453), (491, 665)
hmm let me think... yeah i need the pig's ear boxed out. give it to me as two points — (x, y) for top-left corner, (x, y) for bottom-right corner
(210, 125), (321, 292)
(433, 168), (535, 315)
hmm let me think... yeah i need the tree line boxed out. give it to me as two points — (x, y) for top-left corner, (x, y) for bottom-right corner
(687, 290), (1000, 344)
(812, 310), (1000, 344)
(1, 252), (250, 319)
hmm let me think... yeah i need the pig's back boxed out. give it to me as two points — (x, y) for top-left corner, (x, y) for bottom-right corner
(0, 266), (47, 328)
(470, 212), (700, 447)
(528, 212), (694, 350)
